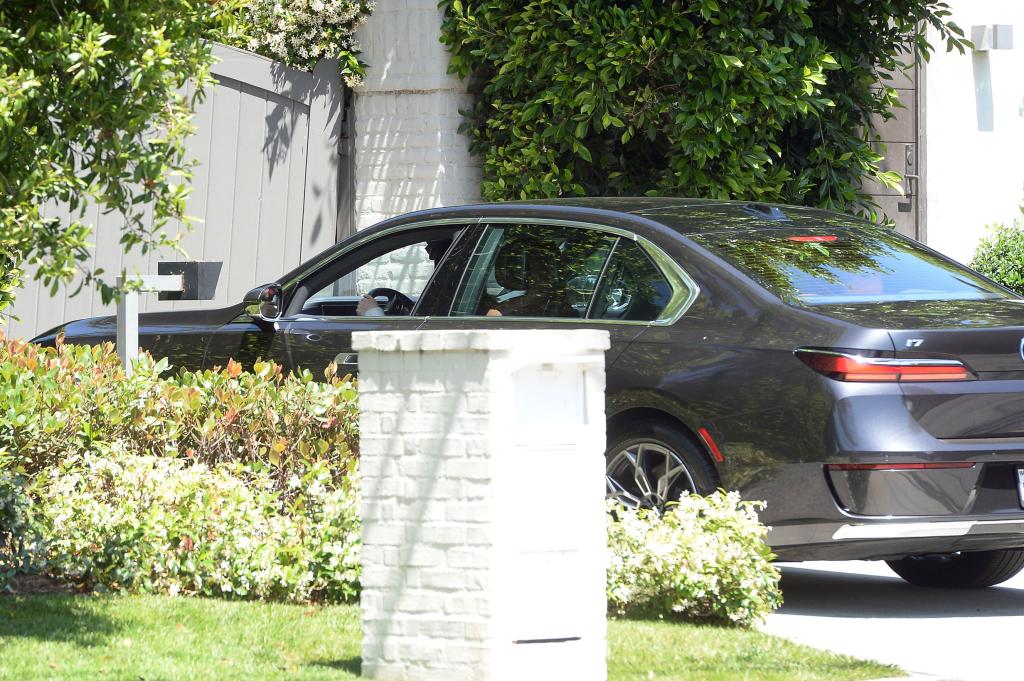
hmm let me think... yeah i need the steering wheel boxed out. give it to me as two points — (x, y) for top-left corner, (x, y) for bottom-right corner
(367, 287), (415, 316)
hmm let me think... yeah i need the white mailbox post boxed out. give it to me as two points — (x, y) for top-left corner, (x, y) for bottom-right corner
(355, 329), (610, 681)
(115, 274), (183, 375)
(115, 261), (222, 375)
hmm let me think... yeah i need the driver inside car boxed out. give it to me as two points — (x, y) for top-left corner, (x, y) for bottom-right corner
(356, 238), (502, 317)
(355, 238), (452, 316)
(354, 236), (450, 315)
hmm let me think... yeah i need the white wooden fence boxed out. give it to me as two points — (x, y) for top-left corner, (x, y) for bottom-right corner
(4, 43), (354, 339)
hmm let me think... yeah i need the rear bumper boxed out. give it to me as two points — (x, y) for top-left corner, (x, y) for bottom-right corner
(729, 383), (1024, 561)
(746, 455), (1024, 561)
(827, 460), (1024, 516)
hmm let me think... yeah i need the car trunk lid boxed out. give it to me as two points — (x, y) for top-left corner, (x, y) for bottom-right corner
(813, 299), (1024, 374)
(813, 299), (1024, 439)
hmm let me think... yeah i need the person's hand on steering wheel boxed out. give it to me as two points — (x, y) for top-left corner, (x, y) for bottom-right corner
(358, 288), (415, 316)
(357, 294), (384, 316)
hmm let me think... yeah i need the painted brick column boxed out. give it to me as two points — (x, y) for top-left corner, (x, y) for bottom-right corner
(353, 1), (482, 231)
(355, 329), (609, 681)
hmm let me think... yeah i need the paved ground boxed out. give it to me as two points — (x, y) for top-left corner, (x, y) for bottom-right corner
(761, 560), (1024, 681)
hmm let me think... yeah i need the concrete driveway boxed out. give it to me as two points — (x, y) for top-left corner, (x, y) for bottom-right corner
(761, 560), (1024, 681)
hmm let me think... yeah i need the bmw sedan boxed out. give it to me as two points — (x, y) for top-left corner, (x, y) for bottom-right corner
(34, 198), (1024, 588)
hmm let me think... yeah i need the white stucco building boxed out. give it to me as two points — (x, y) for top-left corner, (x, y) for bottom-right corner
(923, 0), (1024, 264)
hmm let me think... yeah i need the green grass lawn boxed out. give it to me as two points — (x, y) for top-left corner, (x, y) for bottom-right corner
(0, 595), (899, 680)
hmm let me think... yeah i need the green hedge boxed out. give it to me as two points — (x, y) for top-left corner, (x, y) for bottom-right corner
(0, 337), (358, 484)
(41, 452), (360, 601)
(971, 202), (1024, 296)
(439, 0), (968, 216)
(1, 336), (360, 600)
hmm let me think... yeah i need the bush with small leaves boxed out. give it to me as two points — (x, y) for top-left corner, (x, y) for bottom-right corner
(971, 203), (1024, 296)
(0, 335), (360, 600)
(0, 335), (358, 493)
(607, 492), (782, 626)
(41, 451), (360, 601)
(0, 465), (44, 589)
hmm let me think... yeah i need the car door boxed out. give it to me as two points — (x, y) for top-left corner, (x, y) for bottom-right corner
(202, 306), (289, 372)
(415, 221), (664, 366)
(274, 223), (476, 376)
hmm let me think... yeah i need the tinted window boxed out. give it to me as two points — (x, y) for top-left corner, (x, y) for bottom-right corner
(451, 224), (616, 318)
(291, 226), (465, 317)
(592, 240), (673, 321)
(693, 227), (1014, 306)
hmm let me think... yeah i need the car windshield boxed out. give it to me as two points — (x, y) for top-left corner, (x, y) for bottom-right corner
(692, 226), (1016, 306)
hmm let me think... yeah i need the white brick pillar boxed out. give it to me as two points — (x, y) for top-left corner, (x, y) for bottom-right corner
(355, 329), (610, 681)
(353, 1), (483, 230)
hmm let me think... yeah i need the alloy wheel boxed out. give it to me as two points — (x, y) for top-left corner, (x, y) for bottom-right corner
(606, 440), (696, 511)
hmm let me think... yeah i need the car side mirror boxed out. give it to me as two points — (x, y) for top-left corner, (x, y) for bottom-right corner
(244, 283), (283, 323)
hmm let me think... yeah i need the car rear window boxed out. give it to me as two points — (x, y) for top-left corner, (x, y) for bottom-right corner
(691, 227), (1015, 306)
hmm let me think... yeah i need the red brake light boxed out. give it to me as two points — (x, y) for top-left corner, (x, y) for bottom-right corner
(796, 349), (971, 382)
(787, 235), (838, 242)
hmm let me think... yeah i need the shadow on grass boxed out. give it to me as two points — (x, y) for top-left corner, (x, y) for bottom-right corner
(610, 610), (738, 628)
(0, 595), (122, 648)
(309, 657), (361, 674)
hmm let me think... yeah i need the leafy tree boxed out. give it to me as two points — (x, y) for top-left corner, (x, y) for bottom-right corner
(0, 1), (377, 315)
(439, 0), (969, 217)
(0, 1), (220, 313)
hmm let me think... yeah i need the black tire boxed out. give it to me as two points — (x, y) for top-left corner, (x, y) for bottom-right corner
(886, 549), (1024, 588)
(605, 419), (720, 510)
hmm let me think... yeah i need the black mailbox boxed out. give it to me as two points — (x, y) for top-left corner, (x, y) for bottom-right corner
(157, 261), (223, 301)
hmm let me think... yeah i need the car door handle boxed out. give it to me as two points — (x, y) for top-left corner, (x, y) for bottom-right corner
(335, 353), (358, 366)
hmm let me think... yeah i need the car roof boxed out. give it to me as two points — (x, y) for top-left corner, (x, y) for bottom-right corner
(375, 197), (870, 238)
(499, 197), (869, 234)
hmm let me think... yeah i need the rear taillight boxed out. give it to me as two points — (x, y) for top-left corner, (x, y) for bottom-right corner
(796, 349), (971, 382)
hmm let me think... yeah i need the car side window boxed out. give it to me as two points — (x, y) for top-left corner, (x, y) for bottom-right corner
(450, 224), (617, 318)
(292, 226), (465, 317)
(591, 239), (675, 321)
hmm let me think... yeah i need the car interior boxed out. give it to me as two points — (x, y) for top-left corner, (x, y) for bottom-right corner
(288, 222), (673, 322)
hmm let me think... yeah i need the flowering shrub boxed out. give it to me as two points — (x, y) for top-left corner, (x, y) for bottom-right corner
(41, 451), (359, 601)
(607, 492), (782, 626)
(227, 0), (375, 86)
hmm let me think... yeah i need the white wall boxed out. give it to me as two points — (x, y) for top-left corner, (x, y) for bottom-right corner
(925, 0), (1024, 264)
(353, 1), (482, 232)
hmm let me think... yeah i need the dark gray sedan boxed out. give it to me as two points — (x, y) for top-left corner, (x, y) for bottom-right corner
(35, 198), (1024, 588)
